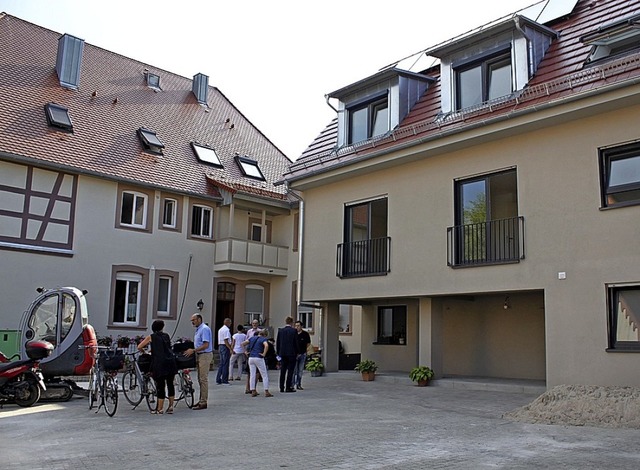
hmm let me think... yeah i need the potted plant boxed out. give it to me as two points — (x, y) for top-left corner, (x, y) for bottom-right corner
(409, 365), (434, 386)
(116, 335), (131, 348)
(305, 356), (324, 377)
(354, 359), (378, 381)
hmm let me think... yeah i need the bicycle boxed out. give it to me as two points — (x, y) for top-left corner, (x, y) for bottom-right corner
(121, 351), (157, 411)
(173, 367), (195, 409)
(80, 345), (121, 417)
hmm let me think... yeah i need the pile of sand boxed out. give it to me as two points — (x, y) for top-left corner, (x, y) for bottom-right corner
(504, 384), (640, 429)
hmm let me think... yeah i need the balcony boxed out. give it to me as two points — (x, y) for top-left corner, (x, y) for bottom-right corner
(337, 237), (391, 278)
(214, 238), (289, 276)
(447, 216), (525, 267)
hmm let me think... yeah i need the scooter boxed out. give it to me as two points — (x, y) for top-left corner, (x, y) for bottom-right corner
(0, 340), (53, 407)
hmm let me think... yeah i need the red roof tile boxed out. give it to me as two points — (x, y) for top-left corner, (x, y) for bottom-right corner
(288, 0), (640, 182)
(0, 14), (292, 203)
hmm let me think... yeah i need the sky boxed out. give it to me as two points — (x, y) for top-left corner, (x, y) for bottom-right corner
(0, 0), (540, 160)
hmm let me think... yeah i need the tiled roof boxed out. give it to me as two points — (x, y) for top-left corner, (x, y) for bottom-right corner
(287, 0), (640, 182)
(0, 14), (292, 202)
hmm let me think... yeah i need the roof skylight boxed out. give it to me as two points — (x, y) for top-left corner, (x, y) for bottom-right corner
(146, 72), (161, 89)
(137, 127), (165, 154)
(192, 143), (223, 167)
(235, 155), (265, 180)
(44, 103), (73, 131)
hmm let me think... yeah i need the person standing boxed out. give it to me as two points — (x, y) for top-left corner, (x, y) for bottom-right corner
(276, 316), (298, 393)
(293, 320), (311, 390)
(185, 313), (213, 410)
(137, 320), (178, 414)
(229, 325), (247, 381)
(242, 329), (273, 397)
(246, 319), (261, 338)
(216, 317), (233, 385)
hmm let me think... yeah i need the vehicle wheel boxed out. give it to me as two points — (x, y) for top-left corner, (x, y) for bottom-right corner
(103, 375), (118, 417)
(122, 371), (143, 406)
(14, 378), (41, 407)
(145, 375), (157, 412)
(183, 376), (195, 409)
(88, 371), (98, 410)
(173, 375), (184, 403)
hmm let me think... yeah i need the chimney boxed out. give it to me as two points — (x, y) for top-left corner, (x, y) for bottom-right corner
(192, 73), (209, 105)
(56, 34), (85, 90)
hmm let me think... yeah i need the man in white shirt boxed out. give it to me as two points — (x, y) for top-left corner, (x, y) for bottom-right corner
(229, 325), (247, 380)
(216, 318), (233, 385)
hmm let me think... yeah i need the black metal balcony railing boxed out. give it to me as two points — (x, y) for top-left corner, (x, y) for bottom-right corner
(337, 237), (391, 278)
(447, 216), (525, 267)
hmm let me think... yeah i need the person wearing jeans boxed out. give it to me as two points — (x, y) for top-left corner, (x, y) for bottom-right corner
(293, 320), (311, 390)
(216, 317), (232, 385)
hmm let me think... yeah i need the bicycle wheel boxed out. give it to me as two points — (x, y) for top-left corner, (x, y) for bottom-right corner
(182, 373), (195, 409)
(122, 370), (143, 406)
(145, 375), (157, 411)
(103, 375), (118, 417)
(174, 374), (184, 402)
(88, 369), (98, 410)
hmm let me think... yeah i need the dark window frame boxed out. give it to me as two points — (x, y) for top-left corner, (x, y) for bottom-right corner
(347, 92), (389, 144)
(375, 305), (407, 345)
(454, 46), (512, 110)
(44, 103), (73, 132)
(192, 142), (223, 168)
(137, 127), (165, 155)
(607, 284), (640, 352)
(235, 156), (265, 181)
(599, 141), (640, 209)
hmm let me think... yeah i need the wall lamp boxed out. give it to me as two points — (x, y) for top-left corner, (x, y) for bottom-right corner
(197, 299), (204, 311)
(503, 296), (511, 310)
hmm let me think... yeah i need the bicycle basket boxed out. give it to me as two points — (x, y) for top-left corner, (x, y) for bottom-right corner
(99, 350), (124, 371)
(138, 353), (152, 373)
(175, 353), (196, 369)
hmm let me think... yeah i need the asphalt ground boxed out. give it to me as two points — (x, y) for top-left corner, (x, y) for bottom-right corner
(0, 371), (639, 469)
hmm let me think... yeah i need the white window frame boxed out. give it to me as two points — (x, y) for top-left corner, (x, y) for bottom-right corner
(191, 204), (213, 238)
(297, 306), (313, 333)
(121, 191), (148, 228)
(245, 285), (264, 325)
(157, 276), (172, 317)
(114, 272), (142, 325)
(163, 198), (177, 228)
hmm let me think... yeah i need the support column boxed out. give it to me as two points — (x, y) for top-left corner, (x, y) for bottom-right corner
(418, 297), (444, 378)
(322, 302), (340, 372)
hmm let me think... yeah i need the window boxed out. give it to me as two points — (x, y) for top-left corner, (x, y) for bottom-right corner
(348, 95), (388, 144)
(339, 304), (352, 334)
(248, 217), (272, 243)
(113, 272), (142, 325)
(192, 143), (223, 167)
(109, 266), (148, 328)
(581, 14), (640, 64)
(293, 212), (299, 252)
(455, 49), (512, 110)
(44, 103), (73, 131)
(154, 271), (178, 319)
(190, 204), (213, 238)
(297, 305), (313, 332)
(245, 285), (264, 325)
(236, 156), (265, 180)
(450, 169), (523, 266)
(137, 127), (164, 154)
(120, 191), (148, 228)
(600, 142), (640, 208)
(146, 72), (161, 89)
(251, 223), (262, 242)
(607, 285), (640, 351)
(376, 306), (406, 345)
(162, 198), (177, 228)
(338, 197), (389, 277)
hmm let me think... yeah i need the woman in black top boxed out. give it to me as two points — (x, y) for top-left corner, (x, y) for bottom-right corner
(137, 320), (178, 414)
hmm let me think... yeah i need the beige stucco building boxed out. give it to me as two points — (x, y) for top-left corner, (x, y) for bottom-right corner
(285, 0), (640, 388)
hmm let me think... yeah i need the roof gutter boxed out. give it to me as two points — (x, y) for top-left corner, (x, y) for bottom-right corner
(286, 76), (640, 186)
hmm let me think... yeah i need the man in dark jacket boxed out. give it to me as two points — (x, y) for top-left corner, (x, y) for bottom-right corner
(276, 316), (298, 393)
(293, 320), (311, 390)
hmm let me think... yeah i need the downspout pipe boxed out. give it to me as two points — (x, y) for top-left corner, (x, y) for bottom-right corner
(286, 187), (305, 308)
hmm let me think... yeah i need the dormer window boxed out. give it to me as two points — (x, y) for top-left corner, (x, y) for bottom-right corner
(137, 127), (164, 155)
(348, 94), (389, 144)
(44, 103), (73, 132)
(455, 47), (512, 110)
(192, 143), (223, 167)
(581, 14), (640, 64)
(235, 156), (265, 180)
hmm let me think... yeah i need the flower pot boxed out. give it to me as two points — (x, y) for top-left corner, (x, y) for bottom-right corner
(311, 370), (323, 377)
(361, 371), (375, 381)
(417, 379), (429, 387)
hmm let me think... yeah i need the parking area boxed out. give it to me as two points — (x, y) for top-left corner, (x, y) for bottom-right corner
(1, 372), (639, 469)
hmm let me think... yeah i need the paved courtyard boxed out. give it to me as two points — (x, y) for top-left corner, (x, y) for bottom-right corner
(0, 372), (638, 469)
